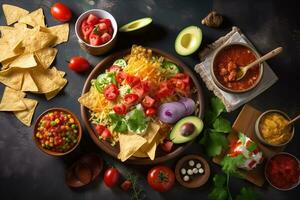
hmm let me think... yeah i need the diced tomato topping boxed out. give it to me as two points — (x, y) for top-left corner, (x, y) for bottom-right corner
(108, 27), (113, 35)
(124, 93), (139, 105)
(86, 14), (99, 25)
(104, 84), (119, 101)
(160, 140), (173, 153)
(156, 81), (174, 99)
(89, 33), (102, 46)
(169, 73), (191, 95)
(95, 124), (106, 136)
(116, 71), (127, 84)
(101, 128), (112, 141)
(108, 65), (122, 72)
(97, 23), (108, 32)
(121, 180), (132, 191)
(113, 104), (127, 115)
(142, 95), (155, 108)
(145, 107), (156, 116)
(99, 18), (112, 27)
(81, 19), (93, 41)
(101, 32), (112, 43)
(125, 75), (140, 87)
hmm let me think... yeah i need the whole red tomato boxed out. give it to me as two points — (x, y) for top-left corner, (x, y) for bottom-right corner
(68, 56), (90, 72)
(147, 166), (175, 192)
(51, 3), (72, 22)
(104, 167), (120, 188)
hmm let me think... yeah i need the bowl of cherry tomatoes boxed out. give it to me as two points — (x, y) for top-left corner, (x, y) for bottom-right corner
(75, 9), (118, 55)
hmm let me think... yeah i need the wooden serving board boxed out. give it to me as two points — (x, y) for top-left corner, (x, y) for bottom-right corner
(213, 104), (285, 187)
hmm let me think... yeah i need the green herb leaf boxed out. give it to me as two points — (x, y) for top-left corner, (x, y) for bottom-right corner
(126, 105), (148, 134)
(247, 142), (257, 152)
(221, 154), (245, 174)
(205, 97), (226, 124)
(93, 25), (100, 35)
(208, 174), (229, 200)
(235, 187), (260, 200)
(202, 130), (228, 157)
(213, 117), (232, 133)
(109, 113), (128, 133)
(94, 72), (117, 92)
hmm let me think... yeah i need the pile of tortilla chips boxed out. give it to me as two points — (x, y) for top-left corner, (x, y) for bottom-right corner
(118, 122), (163, 162)
(0, 4), (69, 126)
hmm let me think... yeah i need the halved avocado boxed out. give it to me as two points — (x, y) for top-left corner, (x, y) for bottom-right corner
(169, 116), (203, 144)
(175, 26), (202, 56)
(119, 18), (152, 32)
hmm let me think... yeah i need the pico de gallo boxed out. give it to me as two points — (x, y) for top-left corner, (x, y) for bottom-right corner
(81, 14), (113, 46)
(35, 110), (80, 153)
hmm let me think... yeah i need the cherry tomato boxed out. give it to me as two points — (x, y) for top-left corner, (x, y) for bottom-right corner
(147, 166), (175, 192)
(116, 71), (127, 84)
(104, 84), (119, 101)
(124, 93), (139, 105)
(156, 81), (174, 98)
(121, 180), (132, 191)
(86, 14), (99, 25)
(145, 107), (156, 116)
(160, 140), (173, 153)
(142, 95), (155, 108)
(113, 104), (127, 115)
(125, 75), (140, 87)
(81, 19), (93, 41)
(99, 18), (112, 27)
(95, 124), (105, 136)
(89, 33), (102, 46)
(68, 56), (90, 72)
(50, 2), (72, 22)
(104, 167), (120, 188)
(108, 65), (122, 72)
(101, 32), (112, 43)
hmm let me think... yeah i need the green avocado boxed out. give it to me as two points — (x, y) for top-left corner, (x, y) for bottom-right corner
(119, 18), (152, 32)
(169, 116), (203, 144)
(175, 26), (202, 56)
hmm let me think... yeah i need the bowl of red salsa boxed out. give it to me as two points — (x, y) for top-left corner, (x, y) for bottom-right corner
(75, 9), (117, 55)
(265, 152), (300, 190)
(33, 108), (82, 156)
(211, 42), (263, 93)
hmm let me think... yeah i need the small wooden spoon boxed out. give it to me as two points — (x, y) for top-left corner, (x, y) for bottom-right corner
(236, 47), (283, 80)
(284, 114), (300, 130)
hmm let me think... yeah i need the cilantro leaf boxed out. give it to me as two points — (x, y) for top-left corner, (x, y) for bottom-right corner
(221, 154), (245, 174)
(211, 96), (226, 114)
(109, 113), (127, 133)
(213, 117), (232, 133)
(208, 174), (229, 200)
(93, 25), (100, 35)
(202, 130), (228, 157)
(235, 187), (260, 200)
(247, 142), (257, 152)
(126, 105), (148, 134)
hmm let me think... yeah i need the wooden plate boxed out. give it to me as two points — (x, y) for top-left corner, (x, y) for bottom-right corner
(80, 48), (205, 165)
(213, 104), (285, 187)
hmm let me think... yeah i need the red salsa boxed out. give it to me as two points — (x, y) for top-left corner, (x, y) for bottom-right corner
(35, 110), (79, 153)
(214, 44), (260, 90)
(266, 153), (300, 189)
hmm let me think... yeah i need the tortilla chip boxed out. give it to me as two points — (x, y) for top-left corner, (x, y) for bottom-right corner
(146, 142), (157, 160)
(143, 122), (161, 144)
(0, 87), (26, 111)
(2, 4), (29, 25)
(0, 43), (21, 62)
(78, 87), (108, 112)
(118, 133), (147, 162)
(22, 28), (56, 53)
(35, 48), (57, 68)
(133, 151), (148, 158)
(13, 22), (27, 30)
(14, 98), (38, 126)
(0, 68), (24, 90)
(10, 53), (37, 68)
(43, 24), (69, 46)
(45, 78), (67, 100)
(18, 8), (46, 27)
(21, 72), (38, 92)
(1, 56), (17, 70)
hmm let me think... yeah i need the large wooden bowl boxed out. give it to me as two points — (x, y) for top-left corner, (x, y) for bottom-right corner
(80, 48), (204, 164)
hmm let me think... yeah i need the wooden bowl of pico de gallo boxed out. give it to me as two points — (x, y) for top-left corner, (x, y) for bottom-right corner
(211, 42), (264, 93)
(33, 108), (82, 156)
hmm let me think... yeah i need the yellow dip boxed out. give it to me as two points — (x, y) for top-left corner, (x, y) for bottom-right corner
(259, 112), (292, 145)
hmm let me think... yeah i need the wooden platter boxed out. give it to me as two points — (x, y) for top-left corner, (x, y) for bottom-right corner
(213, 104), (285, 187)
(80, 48), (205, 165)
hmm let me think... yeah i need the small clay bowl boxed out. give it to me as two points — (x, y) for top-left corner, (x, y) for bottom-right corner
(33, 108), (82, 156)
(175, 155), (210, 188)
(255, 109), (294, 147)
(66, 153), (103, 188)
(265, 152), (300, 191)
(210, 42), (264, 93)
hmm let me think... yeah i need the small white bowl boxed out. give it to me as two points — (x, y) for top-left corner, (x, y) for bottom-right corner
(75, 9), (118, 55)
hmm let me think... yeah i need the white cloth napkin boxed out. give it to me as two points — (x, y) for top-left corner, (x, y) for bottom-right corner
(194, 27), (278, 112)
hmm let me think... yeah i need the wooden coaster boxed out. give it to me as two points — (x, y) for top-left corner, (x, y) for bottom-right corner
(213, 104), (285, 187)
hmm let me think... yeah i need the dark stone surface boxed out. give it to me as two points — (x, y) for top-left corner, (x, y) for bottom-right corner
(0, 0), (299, 199)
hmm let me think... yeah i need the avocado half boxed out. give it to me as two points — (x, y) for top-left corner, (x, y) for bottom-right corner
(169, 116), (204, 144)
(119, 17), (152, 32)
(175, 26), (202, 56)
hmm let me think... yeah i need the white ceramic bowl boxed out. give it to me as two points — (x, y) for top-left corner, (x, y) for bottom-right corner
(75, 9), (118, 55)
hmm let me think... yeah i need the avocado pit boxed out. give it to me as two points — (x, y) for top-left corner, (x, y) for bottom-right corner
(180, 122), (196, 136)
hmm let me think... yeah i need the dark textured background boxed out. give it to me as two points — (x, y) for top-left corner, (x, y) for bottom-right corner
(0, 0), (299, 199)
